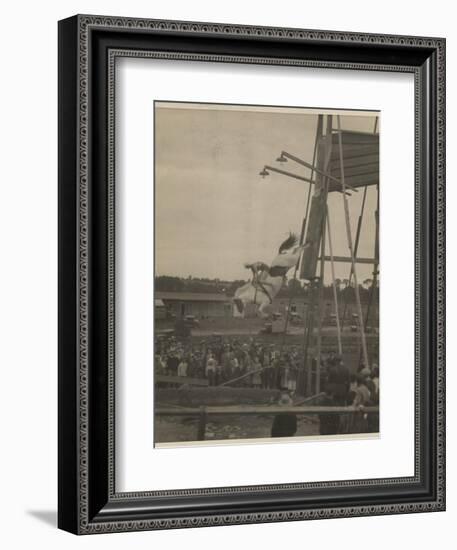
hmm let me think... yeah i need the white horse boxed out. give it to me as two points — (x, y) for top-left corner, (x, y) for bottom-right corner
(234, 234), (309, 318)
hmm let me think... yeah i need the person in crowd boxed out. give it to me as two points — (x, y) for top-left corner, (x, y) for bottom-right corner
(177, 356), (188, 377)
(251, 355), (262, 389)
(154, 354), (167, 375)
(287, 361), (298, 394)
(358, 362), (372, 379)
(221, 345), (232, 381)
(347, 373), (358, 403)
(166, 351), (179, 377)
(271, 391), (297, 438)
(262, 348), (272, 389)
(367, 366), (380, 432)
(352, 373), (371, 407)
(317, 387), (341, 435)
(215, 361), (224, 386)
(205, 354), (217, 386)
(326, 354), (351, 405)
(230, 355), (240, 384)
(241, 350), (252, 387)
(371, 365), (380, 402)
(350, 373), (372, 433)
(326, 350), (337, 368)
(271, 353), (282, 390)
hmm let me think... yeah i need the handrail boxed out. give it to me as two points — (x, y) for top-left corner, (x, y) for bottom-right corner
(156, 405), (379, 416)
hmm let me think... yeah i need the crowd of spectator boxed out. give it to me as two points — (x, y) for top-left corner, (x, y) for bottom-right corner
(155, 335), (302, 390)
(155, 334), (380, 436)
(317, 352), (380, 434)
(155, 336), (378, 400)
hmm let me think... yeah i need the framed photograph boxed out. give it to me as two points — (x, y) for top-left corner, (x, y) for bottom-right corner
(58, 14), (445, 534)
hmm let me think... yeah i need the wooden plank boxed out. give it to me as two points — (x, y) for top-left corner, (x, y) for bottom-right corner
(330, 144), (379, 160)
(319, 255), (376, 264)
(337, 129), (379, 136)
(156, 405), (379, 415)
(328, 173), (378, 192)
(155, 374), (209, 386)
(300, 120), (327, 280)
(340, 172), (379, 187)
(329, 153), (379, 170)
(331, 162), (379, 179)
(332, 132), (379, 145)
(219, 367), (264, 387)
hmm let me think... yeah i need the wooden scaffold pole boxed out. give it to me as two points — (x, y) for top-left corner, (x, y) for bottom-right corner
(314, 115), (334, 395)
(315, 204), (327, 395)
(301, 114), (323, 396)
(326, 204), (343, 356)
(336, 115), (370, 370)
(340, 185), (367, 330)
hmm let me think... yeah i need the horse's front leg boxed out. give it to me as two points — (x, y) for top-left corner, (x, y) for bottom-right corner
(257, 301), (270, 319)
(233, 297), (245, 316)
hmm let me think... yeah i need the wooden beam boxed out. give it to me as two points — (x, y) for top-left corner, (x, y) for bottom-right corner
(319, 255), (376, 264)
(218, 367), (264, 387)
(331, 163), (379, 179)
(156, 405), (380, 416)
(264, 165), (313, 184)
(300, 125), (327, 280)
(330, 144), (379, 160)
(329, 153), (379, 170)
(155, 374), (209, 386)
(331, 132), (380, 145)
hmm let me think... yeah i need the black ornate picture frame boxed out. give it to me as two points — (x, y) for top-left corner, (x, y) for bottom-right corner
(58, 14), (445, 534)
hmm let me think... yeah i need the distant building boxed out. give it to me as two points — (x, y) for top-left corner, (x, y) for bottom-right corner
(154, 299), (166, 319)
(155, 291), (233, 318)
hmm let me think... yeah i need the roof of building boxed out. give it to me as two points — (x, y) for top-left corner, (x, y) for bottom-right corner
(155, 291), (231, 303)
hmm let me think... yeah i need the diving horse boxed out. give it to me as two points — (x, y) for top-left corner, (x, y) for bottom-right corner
(234, 233), (310, 318)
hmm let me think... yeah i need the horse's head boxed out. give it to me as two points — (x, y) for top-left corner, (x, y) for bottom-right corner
(271, 233), (310, 270)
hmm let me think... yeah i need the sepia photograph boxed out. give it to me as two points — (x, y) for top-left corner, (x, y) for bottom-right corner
(56, 12), (445, 534)
(154, 101), (380, 447)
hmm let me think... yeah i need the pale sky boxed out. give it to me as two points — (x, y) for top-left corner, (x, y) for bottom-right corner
(155, 102), (379, 284)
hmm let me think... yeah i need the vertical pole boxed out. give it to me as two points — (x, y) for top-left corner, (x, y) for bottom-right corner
(197, 406), (207, 441)
(304, 280), (317, 395)
(281, 179), (313, 349)
(363, 182), (380, 356)
(365, 183), (379, 327)
(340, 185), (367, 330)
(302, 115), (324, 395)
(282, 114), (320, 363)
(315, 212), (327, 395)
(336, 115), (370, 371)
(326, 205), (343, 355)
(300, 116), (326, 279)
(360, 117), (380, 364)
(314, 115), (333, 395)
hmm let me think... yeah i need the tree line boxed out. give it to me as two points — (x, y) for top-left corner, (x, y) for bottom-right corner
(155, 275), (379, 303)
